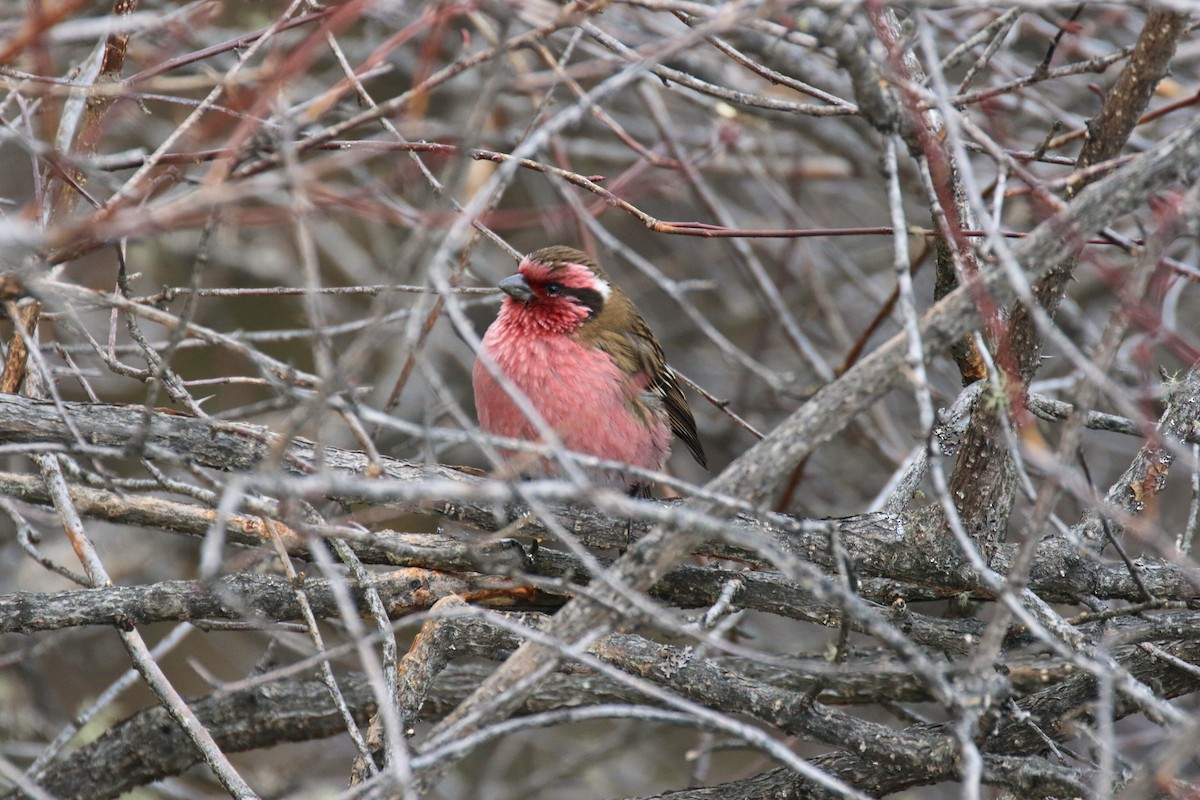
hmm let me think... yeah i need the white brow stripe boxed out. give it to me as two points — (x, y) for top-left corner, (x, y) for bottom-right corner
(558, 261), (612, 301)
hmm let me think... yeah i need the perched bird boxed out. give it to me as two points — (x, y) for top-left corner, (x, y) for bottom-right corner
(473, 246), (706, 494)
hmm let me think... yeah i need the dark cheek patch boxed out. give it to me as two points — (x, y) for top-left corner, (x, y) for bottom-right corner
(563, 286), (604, 317)
(550, 264), (605, 316)
(522, 262), (605, 318)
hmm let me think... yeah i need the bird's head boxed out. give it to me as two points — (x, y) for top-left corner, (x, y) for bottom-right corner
(495, 246), (616, 334)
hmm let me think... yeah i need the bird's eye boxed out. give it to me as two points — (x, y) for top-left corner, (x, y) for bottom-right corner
(545, 282), (563, 296)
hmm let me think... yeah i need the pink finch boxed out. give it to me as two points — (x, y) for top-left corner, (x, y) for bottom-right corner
(473, 246), (706, 494)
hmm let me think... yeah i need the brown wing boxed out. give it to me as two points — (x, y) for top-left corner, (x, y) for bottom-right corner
(622, 316), (708, 470)
(653, 359), (708, 470)
(578, 280), (708, 470)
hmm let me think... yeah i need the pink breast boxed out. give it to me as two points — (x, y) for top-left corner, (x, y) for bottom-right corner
(474, 324), (671, 485)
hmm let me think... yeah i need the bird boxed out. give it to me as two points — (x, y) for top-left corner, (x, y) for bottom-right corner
(473, 245), (706, 495)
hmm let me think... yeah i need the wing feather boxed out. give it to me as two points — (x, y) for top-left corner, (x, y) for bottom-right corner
(591, 315), (708, 470)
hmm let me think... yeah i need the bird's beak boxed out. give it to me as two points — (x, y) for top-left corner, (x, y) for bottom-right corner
(498, 273), (534, 303)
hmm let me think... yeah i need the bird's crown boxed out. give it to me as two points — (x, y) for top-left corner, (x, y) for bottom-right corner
(523, 246), (611, 282)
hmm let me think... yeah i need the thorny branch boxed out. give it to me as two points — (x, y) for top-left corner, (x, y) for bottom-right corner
(2, 3), (1200, 800)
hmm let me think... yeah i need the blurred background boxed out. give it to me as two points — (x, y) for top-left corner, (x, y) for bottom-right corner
(2, 1), (1198, 797)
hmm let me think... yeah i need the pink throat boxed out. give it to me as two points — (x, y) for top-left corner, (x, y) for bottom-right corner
(494, 295), (589, 337)
(475, 306), (673, 483)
